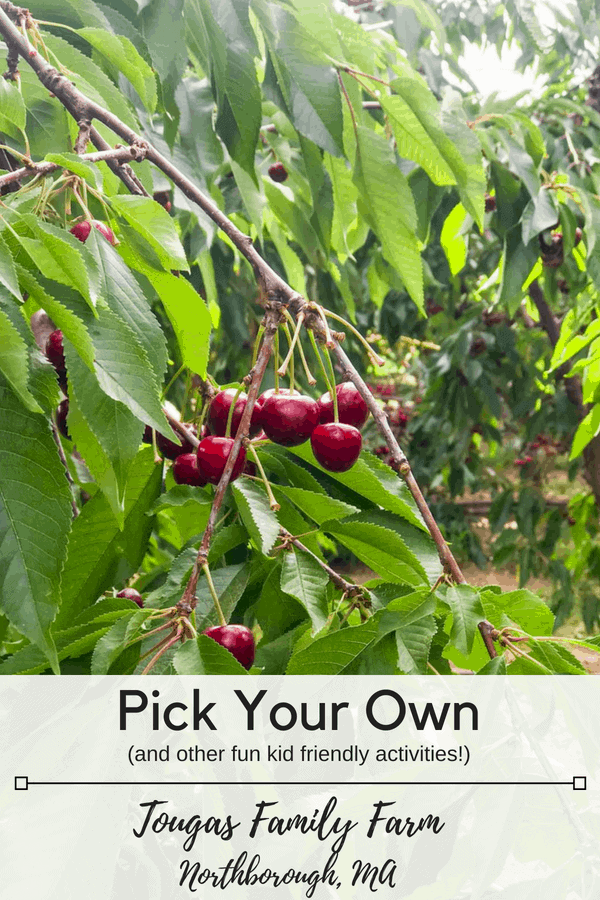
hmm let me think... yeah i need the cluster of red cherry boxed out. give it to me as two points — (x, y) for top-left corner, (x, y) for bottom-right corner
(159, 380), (370, 489)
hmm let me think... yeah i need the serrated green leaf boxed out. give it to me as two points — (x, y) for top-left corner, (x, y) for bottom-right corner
(110, 195), (188, 271)
(325, 518), (428, 586)
(208, 524), (249, 564)
(281, 548), (328, 633)
(477, 656), (507, 675)
(55, 447), (162, 627)
(0, 376), (73, 673)
(0, 621), (112, 674)
(480, 588), (554, 637)
(254, 1), (344, 156)
(0, 305), (43, 412)
(91, 612), (137, 674)
(64, 345), (143, 525)
(78, 27), (157, 112)
(0, 76), (26, 133)
(273, 484), (359, 525)
(286, 618), (379, 674)
(232, 479), (280, 554)
(445, 584), (485, 655)
(353, 126), (423, 312)
(136, 268), (211, 378)
(287, 444), (425, 530)
(150, 485), (211, 513)
(174, 633), (249, 675)
(89, 231), (168, 384)
(379, 93), (455, 186)
(44, 152), (102, 189)
(254, 562), (307, 644)
(0, 232), (21, 297)
(16, 220), (96, 309)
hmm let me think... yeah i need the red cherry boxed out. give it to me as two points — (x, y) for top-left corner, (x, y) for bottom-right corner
(208, 389), (262, 438)
(117, 587), (144, 608)
(142, 425), (153, 444)
(173, 452), (207, 486)
(56, 399), (70, 440)
(268, 162), (288, 183)
(203, 624), (255, 669)
(317, 382), (369, 429)
(310, 423), (362, 472)
(196, 436), (246, 484)
(156, 429), (195, 460)
(260, 393), (319, 447)
(70, 219), (116, 245)
(45, 329), (65, 372)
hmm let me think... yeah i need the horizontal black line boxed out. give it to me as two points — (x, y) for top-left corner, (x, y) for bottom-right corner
(27, 781), (574, 787)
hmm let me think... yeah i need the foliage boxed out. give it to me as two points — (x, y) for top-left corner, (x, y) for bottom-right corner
(0, 0), (598, 676)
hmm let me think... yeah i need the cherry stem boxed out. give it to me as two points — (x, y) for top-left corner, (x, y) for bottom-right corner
(125, 620), (173, 649)
(225, 385), (244, 439)
(252, 324), (265, 367)
(283, 309), (316, 384)
(322, 344), (339, 423)
(278, 312), (304, 385)
(281, 323), (295, 393)
(202, 563), (227, 626)
(308, 330), (336, 400)
(161, 363), (185, 400)
(247, 444), (280, 511)
(324, 309), (385, 366)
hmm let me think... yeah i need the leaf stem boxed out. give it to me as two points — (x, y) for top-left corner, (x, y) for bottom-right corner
(202, 563), (227, 626)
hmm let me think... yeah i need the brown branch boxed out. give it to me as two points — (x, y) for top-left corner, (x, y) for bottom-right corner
(279, 528), (363, 598)
(478, 621), (498, 659)
(181, 306), (283, 604)
(163, 408), (199, 449)
(0, 145), (148, 191)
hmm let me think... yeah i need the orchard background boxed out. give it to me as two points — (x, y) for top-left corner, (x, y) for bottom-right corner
(0, 0), (600, 675)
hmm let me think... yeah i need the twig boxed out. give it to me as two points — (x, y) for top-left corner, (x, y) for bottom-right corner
(279, 528), (363, 598)
(478, 620), (498, 659)
(0, 145), (146, 191)
(180, 306), (283, 604)
(50, 419), (79, 518)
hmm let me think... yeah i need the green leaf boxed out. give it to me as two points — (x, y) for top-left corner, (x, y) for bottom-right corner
(110, 195), (189, 271)
(287, 444), (426, 530)
(16, 220), (96, 308)
(254, 0), (344, 156)
(0, 376), (73, 673)
(280, 548), (328, 633)
(138, 269), (211, 377)
(287, 618), (379, 674)
(0, 232), (21, 298)
(440, 203), (470, 275)
(0, 621), (113, 674)
(444, 584), (485, 655)
(87, 304), (174, 440)
(208, 523), (249, 564)
(55, 447), (162, 627)
(325, 518), (429, 586)
(91, 612), (138, 675)
(44, 152), (102, 189)
(89, 231), (168, 384)
(379, 93), (455, 186)
(0, 76), (26, 134)
(498, 226), (540, 313)
(521, 189), (558, 245)
(78, 27), (157, 112)
(254, 562), (307, 643)
(273, 484), (359, 525)
(64, 346), (143, 525)
(174, 633), (250, 675)
(232, 479), (280, 554)
(480, 588), (554, 637)
(0, 304), (43, 412)
(570, 405), (600, 459)
(477, 656), (507, 675)
(353, 126), (424, 312)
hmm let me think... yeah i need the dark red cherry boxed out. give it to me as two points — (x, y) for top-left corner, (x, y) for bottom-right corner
(268, 162), (288, 183)
(56, 399), (70, 440)
(207, 389), (262, 438)
(142, 425), (153, 444)
(203, 624), (255, 669)
(317, 382), (369, 429)
(173, 452), (207, 486)
(45, 329), (65, 372)
(117, 587), (144, 608)
(310, 423), (362, 472)
(156, 429), (195, 460)
(196, 436), (246, 484)
(70, 219), (116, 245)
(260, 393), (319, 447)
